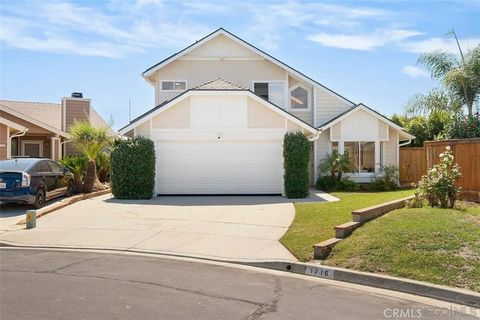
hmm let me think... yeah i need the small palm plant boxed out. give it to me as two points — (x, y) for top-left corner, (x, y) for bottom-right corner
(59, 156), (86, 193)
(319, 150), (351, 181)
(69, 122), (111, 193)
(96, 151), (111, 183)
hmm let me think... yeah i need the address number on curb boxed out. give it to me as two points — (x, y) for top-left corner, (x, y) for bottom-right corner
(305, 266), (334, 279)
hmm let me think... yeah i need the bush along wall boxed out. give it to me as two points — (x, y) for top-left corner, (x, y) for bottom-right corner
(111, 137), (156, 199)
(283, 132), (311, 198)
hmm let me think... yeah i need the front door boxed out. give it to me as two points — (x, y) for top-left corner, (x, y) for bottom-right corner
(22, 140), (43, 157)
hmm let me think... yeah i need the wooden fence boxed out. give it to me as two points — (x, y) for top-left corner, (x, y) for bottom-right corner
(399, 138), (480, 201)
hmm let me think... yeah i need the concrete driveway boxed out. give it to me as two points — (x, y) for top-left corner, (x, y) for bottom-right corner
(0, 194), (301, 261)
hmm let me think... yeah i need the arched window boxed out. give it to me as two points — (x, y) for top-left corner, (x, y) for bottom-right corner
(290, 85), (310, 110)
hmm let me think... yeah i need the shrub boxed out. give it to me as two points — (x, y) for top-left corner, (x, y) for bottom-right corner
(283, 132), (311, 198)
(59, 155), (87, 193)
(370, 165), (399, 191)
(315, 176), (359, 192)
(416, 146), (461, 208)
(69, 121), (111, 193)
(110, 137), (156, 199)
(96, 151), (111, 183)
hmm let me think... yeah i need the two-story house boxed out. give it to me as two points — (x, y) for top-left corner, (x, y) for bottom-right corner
(119, 28), (414, 195)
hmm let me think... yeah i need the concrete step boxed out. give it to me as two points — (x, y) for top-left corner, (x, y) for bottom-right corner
(313, 238), (342, 260)
(334, 221), (361, 239)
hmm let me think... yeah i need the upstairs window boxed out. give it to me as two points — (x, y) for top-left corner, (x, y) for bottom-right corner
(290, 85), (310, 110)
(253, 82), (285, 108)
(161, 81), (187, 91)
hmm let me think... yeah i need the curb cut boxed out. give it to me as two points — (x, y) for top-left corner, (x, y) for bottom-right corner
(0, 242), (478, 308)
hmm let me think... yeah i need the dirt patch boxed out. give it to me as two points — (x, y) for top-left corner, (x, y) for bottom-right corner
(455, 245), (480, 261)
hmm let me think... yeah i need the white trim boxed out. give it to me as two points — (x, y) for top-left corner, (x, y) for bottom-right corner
(119, 90), (318, 135)
(142, 29), (354, 107)
(289, 83), (311, 112)
(160, 80), (188, 92)
(321, 104), (407, 133)
(0, 104), (69, 138)
(21, 140), (43, 157)
(0, 116), (26, 132)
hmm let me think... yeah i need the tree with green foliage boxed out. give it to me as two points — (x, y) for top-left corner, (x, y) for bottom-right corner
(59, 155), (86, 193)
(283, 132), (311, 198)
(418, 30), (480, 116)
(69, 122), (111, 193)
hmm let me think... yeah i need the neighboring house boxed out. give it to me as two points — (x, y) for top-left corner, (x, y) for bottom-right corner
(119, 28), (414, 195)
(0, 93), (112, 160)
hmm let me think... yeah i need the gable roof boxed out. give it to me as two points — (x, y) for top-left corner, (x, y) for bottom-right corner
(0, 116), (26, 132)
(0, 101), (69, 137)
(142, 28), (355, 106)
(319, 103), (415, 140)
(0, 99), (62, 130)
(118, 86), (318, 135)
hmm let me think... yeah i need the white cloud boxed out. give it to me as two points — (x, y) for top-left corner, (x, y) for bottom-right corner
(401, 37), (480, 53)
(0, 0), (211, 58)
(244, 2), (394, 50)
(307, 29), (422, 51)
(402, 65), (430, 78)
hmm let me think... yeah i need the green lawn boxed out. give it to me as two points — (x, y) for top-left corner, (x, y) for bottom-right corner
(280, 190), (413, 261)
(324, 205), (480, 292)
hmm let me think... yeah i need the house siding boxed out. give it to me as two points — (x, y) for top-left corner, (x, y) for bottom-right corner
(315, 87), (352, 126)
(383, 127), (398, 166)
(64, 98), (90, 156)
(0, 124), (7, 159)
(152, 98), (190, 129)
(248, 98), (285, 128)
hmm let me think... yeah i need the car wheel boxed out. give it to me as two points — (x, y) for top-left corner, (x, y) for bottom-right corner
(66, 180), (75, 196)
(33, 189), (45, 209)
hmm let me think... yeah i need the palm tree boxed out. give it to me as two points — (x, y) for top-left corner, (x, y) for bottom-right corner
(319, 150), (351, 181)
(59, 156), (86, 193)
(418, 30), (480, 116)
(69, 122), (110, 193)
(405, 88), (462, 116)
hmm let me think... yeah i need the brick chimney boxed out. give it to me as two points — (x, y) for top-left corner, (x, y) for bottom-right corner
(61, 93), (91, 156)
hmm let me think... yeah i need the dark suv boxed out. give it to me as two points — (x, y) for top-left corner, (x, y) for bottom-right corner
(0, 158), (75, 208)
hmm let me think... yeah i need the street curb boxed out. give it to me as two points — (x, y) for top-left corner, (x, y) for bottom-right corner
(0, 242), (478, 308)
(16, 189), (111, 225)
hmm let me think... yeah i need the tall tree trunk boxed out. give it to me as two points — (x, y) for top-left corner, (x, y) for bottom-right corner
(83, 160), (96, 193)
(467, 100), (473, 117)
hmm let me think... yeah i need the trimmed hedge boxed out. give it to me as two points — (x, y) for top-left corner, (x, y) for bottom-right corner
(283, 132), (311, 198)
(111, 137), (156, 199)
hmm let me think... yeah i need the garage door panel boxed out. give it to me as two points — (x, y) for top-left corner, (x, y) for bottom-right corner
(155, 141), (283, 194)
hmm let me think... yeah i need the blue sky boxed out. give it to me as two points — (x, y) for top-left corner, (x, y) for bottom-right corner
(1, 0), (479, 130)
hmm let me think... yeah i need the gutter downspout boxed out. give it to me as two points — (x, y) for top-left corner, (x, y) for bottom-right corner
(60, 138), (71, 158)
(307, 129), (322, 142)
(399, 139), (412, 147)
(9, 128), (28, 157)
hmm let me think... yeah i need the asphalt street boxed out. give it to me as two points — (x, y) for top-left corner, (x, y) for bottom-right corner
(0, 249), (477, 320)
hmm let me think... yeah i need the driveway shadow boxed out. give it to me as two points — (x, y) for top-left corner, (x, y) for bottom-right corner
(103, 190), (331, 207)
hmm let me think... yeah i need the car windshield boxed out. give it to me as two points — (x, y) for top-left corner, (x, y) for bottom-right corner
(0, 159), (37, 172)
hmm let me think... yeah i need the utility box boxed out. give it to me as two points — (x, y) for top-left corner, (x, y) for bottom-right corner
(26, 210), (36, 229)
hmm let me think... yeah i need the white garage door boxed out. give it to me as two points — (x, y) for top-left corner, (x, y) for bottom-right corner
(155, 141), (283, 194)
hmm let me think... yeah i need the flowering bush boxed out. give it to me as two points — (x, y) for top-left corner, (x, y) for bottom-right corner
(416, 146), (461, 208)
